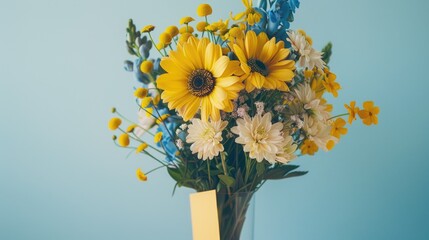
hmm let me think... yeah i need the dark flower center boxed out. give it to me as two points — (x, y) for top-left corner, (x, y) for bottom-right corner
(248, 58), (268, 76)
(187, 69), (215, 97)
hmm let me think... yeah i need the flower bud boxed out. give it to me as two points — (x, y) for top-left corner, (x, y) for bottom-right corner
(108, 117), (122, 130)
(118, 133), (130, 147)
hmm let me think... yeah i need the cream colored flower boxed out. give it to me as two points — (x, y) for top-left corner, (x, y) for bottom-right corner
(231, 112), (284, 163)
(294, 83), (330, 121)
(134, 108), (155, 137)
(287, 30), (325, 70)
(186, 118), (228, 160)
(303, 115), (338, 151)
(276, 136), (298, 163)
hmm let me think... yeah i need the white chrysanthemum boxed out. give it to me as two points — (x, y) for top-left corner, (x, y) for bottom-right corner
(186, 118), (228, 160)
(231, 112), (285, 163)
(294, 83), (330, 121)
(276, 136), (298, 163)
(303, 115), (338, 151)
(134, 109), (155, 137)
(287, 30), (325, 70)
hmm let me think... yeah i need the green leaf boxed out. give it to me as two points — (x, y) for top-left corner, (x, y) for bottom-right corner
(322, 42), (333, 65)
(263, 165), (300, 180)
(256, 162), (266, 177)
(218, 175), (235, 187)
(167, 167), (182, 182)
(283, 171), (308, 179)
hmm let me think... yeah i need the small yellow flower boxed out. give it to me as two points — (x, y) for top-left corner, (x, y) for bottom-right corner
(197, 3), (213, 17)
(141, 97), (152, 108)
(152, 94), (161, 105)
(331, 118), (348, 138)
(179, 26), (194, 34)
(156, 114), (170, 124)
(358, 101), (380, 126)
(344, 101), (360, 124)
(156, 42), (166, 50)
(134, 88), (148, 99)
(229, 27), (244, 39)
(145, 107), (153, 117)
(118, 133), (130, 147)
(204, 24), (218, 32)
(304, 69), (314, 79)
(165, 26), (179, 37)
(140, 60), (153, 74)
(178, 33), (192, 44)
(126, 124), (137, 133)
(297, 29), (313, 45)
(136, 168), (148, 181)
(136, 143), (149, 153)
(108, 117), (122, 130)
(196, 21), (208, 32)
(326, 140), (335, 151)
(159, 32), (172, 45)
(231, 0), (262, 26)
(301, 139), (318, 155)
(141, 25), (155, 33)
(180, 16), (195, 25)
(322, 69), (340, 97)
(154, 132), (163, 143)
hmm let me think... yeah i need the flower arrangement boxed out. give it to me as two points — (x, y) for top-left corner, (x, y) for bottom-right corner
(109, 0), (379, 239)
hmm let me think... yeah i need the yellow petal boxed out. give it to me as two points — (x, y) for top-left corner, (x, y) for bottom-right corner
(245, 30), (257, 59)
(211, 56), (230, 78)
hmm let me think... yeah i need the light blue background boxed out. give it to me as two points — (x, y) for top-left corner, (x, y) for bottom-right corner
(1, 0), (428, 239)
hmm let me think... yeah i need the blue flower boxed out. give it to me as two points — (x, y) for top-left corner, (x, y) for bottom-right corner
(156, 119), (179, 162)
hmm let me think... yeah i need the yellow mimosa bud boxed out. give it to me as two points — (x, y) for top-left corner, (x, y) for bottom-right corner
(136, 143), (149, 153)
(108, 117), (122, 130)
(156, 114), (170, 124)
(154, 132), (163, 143)
(179, 26), (194, 34)
(197, 4), (213, 17)
(159, 32), (172, 45)
(126, 124), (137, 133)
(111, 107), (116, 113)
(134, 88), (148, 99)
(141, 25), (155, 33)
(165, 25), (179, 37)
(140, 60), (153, 74)
(152, 94), (161, 105)
(136, 168), (148, 181)
(118, 133), (130, 147)
(156, 42), (166, 50)
(196, 21), (208, 32)
(112, 135), (117, 140)
(140, 97), (152, 108)
(180, 16), (195, 25)
(178, 33), (192, 44)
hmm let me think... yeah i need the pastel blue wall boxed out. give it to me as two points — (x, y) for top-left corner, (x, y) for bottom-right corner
(1, 0), (428, 239)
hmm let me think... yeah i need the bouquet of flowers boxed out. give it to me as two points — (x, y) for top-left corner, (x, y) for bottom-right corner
(109, 0), (379, 239)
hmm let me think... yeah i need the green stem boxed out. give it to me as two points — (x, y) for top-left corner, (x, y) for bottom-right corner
(145, 165), (166, 175)
(148, 32), (164, 57)
(328, 113), (349, 120)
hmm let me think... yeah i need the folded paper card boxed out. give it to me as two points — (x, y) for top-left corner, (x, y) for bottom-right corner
(189, 190), (220, 240)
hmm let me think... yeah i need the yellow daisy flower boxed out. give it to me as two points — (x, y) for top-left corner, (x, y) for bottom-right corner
(232, 30), (295, 92)
(157, 36), (244, 121)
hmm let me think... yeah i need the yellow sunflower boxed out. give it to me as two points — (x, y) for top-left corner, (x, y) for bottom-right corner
(232, 30), (295, 92)
(157, 36), (243, 121)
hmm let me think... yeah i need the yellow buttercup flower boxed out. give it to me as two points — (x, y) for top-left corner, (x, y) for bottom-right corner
(197, 3), (213, 17)
(134, 88), (148, 99)
(179, 26), (194, 34)
(322, 69), (340, 97)
(180, 16), (195, 25)
(108, 117), (122, 130)
(231, 0), (262, 26)
(196, 21), (209, 32)
(157, 36), (244, 121)
(301, 139), (318, 155)
(229, 27), (245, 40)
(156, 114), (170, 124)
(141, 25), (155, 33)
(154, 132), (163, 143)
(136, 168), (148, 181)
(326, 140), (335, 151)
(140, 97), (152, 108)
(159, 32), (172, 45)
(344, 101), (359, 124)
(140, 60), (153, 74)
(331, 118), (348, 138)
(232, 30), (295, 92)
(165, 26), (179, 37)
(126, 124), (137, 133)
(358, 101), (379, 126)
(118, 133), (130, 147)
(136, 143), (149, 153)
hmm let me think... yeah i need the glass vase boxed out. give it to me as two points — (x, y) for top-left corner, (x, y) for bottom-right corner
(217, 191), (255, 240)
